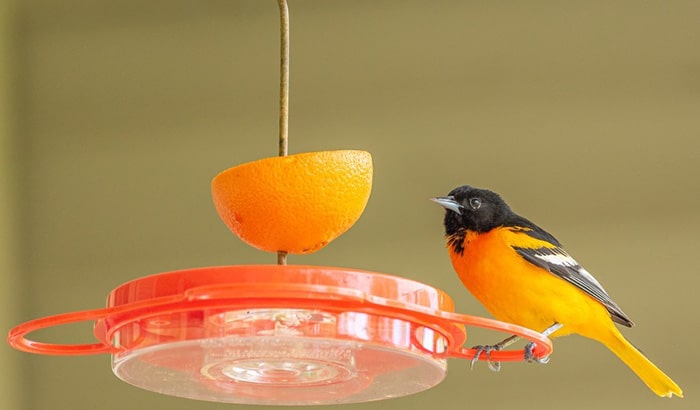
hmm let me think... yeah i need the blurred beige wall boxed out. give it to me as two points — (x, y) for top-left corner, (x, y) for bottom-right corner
(5, 1), (700, 410)
(1, 1), (21, 409)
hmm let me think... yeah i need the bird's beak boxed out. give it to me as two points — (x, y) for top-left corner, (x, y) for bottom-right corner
(431, 196), (463, 215)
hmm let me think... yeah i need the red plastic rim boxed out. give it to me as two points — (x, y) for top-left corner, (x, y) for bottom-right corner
(7, 265), (553, 361)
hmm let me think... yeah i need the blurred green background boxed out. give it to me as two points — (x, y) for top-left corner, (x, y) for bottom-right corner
(2, 1), (699, 409)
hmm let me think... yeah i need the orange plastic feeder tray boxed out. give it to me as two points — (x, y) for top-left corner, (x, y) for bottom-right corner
(8, 265), (552, 405)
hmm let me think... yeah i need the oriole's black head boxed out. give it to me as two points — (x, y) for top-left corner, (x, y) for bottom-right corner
(432, 185), (515, 236)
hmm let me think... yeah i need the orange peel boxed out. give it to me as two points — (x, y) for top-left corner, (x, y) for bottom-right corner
(211, 150), (373, 254)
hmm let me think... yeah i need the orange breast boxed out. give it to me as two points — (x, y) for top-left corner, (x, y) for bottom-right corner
(448, 228), (612, 338)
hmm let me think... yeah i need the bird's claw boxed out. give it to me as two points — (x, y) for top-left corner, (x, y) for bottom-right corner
(470, 345), (502, 372)
(524, 342), (550, 364)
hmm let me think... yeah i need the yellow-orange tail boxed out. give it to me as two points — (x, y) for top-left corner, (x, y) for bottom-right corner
(599, 327), (683, 398)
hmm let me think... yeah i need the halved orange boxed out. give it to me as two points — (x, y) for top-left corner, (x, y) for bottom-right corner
(211, 150), (373, 254)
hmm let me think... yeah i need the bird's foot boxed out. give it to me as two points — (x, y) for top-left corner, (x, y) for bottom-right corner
(470, 345), (502, 372)
(523, 322), (562, 364)
(524, 342), (550, 364)
(469, 334), (522, 371)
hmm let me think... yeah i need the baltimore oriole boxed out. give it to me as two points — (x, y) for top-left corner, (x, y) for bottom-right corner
(432, 185), (683, 398)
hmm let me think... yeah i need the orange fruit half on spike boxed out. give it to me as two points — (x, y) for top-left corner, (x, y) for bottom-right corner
(211, 150), (373, 254)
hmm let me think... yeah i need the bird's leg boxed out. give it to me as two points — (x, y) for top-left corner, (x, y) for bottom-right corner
(524, 322), (563, 364)
(470, 334), (521, 372)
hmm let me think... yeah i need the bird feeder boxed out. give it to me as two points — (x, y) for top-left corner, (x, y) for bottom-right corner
(8, 265), (552, 405)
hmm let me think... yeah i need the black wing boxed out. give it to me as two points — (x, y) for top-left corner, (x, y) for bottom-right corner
(511, 228), (634, 327)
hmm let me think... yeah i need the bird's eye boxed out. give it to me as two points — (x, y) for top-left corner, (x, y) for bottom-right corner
(468, 197), (482, 209)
